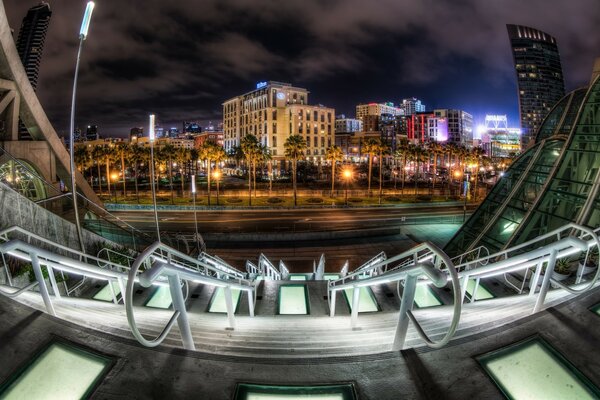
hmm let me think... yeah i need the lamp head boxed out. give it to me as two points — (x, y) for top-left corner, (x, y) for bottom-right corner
(79, 2), (95, 40)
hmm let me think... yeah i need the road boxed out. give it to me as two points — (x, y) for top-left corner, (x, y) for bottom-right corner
(112, 204), (476, 235)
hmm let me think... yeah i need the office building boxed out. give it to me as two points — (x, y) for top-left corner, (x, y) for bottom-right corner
(223, 81), (334, 164)
(433, 109), (473, 146)
(85, 125), (99, 141)
(15, 2), (51, 91)
(129, 127), (143, 141)
(507, 24), (565, 148)
(401, 98), (426, 115)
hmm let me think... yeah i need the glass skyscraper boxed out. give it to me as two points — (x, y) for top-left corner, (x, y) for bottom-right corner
(445, 72), (600, 257)
(507, 24), (565, 150)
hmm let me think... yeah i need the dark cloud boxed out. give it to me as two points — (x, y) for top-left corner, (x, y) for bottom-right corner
(3, 0), (599, 137)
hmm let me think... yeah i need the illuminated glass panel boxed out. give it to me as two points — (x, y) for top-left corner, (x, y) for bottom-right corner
(0, 342), (111, 400)
(208, 287), (241, 313)
(478, 337), (600, 399)
(590, 303), (600, 316)
(234, 383), (356, 400)
(145, 285), (172, 309)
(323, 274), (341, 280)
(342, 287), (379, 312)
(414, 284), (442, 308)
(535, 93), (571, 141)
(92, 281), (121, 302)
(278, 285), (309, 315)
(466, 279), (494, 300)
(289, 274), (307, 281)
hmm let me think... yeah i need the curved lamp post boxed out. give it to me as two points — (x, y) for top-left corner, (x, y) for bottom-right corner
(343, 168), (352, 206)
(69, 1), (95, 253)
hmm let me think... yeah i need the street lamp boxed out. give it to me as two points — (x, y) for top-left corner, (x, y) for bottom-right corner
(343, 168), (352, 206)
(111, 172), (119, 203)
(68, 1), (95, 253)
(191, 174), (200, 254)
(213, 169), (221, 206)
(149, 114), (160, 242)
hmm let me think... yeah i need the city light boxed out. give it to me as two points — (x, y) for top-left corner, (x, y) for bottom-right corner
(149, 114), (155, 142)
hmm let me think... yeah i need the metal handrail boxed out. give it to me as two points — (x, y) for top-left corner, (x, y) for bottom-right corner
(199, 252), (246, 279)
(125, 241), (256, 350)
(258, 253), (281, 280)
(329, 242), (461, 350)
(97, 247), (136, 270)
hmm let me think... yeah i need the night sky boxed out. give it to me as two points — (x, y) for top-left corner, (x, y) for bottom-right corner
(5, 0), (600, 138)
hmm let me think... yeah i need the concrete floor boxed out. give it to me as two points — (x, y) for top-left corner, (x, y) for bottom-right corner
(1, 285), (599, 399)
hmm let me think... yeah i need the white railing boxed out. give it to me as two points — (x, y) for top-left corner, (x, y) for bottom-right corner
(125, 241), (256, 350)
(279, 260), (290, 280)
(258, 253), (281, 280)
(328, 242), (461, 350)
(199, 252), (247, 280)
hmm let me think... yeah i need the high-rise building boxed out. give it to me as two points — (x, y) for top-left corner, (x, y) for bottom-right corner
(15, 2), (52, 140)
(86, 125), (98, 141)
(507, 24), (565, 149)
(355, 102), (403, 121)
(334, 115), (362, 134)
(432, 109), (473, 147)
(16, 2), (51, 91)
(401, 98), (426, 116)
(223, 81), (334, 166)
(183, 121), (202, 135)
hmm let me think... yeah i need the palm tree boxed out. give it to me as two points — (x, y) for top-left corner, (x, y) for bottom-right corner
(257, 144), (272, 195)
(362, 138), (381, 196)
(130, 144), (148, 203)
(74, 145), (92, 185)
(394, 143), (410, 193)
(90, 145), (104, 192)
(189, 148), (199, 176)
(284, 134), (307, 206)
(427, 142), (444, 191)
(469, 146), (486, 200)
(116, 143), (130, 199)
(199, 142), (227, 205)
(412, 145), (429, 196)
(174, 147), (190, 196)
(159, 143), (176, 204)
(325, 145), (344, 197)
(377, 142), (390, 203)
(102, 144), (117, 196)
(240, 135), (259, 206)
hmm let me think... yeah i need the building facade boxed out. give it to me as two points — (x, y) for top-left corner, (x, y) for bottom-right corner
(223, 81), (334, 163)
(433, 109), (473, 146)
(401, 98), (426, 115)
(355, 102), (403, 120)
(16, 2), (51, 92)
(507, 24), (565, 149)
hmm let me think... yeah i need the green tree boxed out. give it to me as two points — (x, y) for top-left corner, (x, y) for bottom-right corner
(74, 145), (92, 186)
(174, 147), (191, 196)
(325, 145), (344, 197)
(199, 142), (226, 205)
(116, 143), (130, 198)
(284, 134), (307, 206)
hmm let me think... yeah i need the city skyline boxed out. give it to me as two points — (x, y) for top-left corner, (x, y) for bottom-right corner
(5, 0), (599, 138)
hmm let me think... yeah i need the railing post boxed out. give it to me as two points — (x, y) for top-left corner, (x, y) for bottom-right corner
(350, 286), (361, 330)
(392, 274), (417, 351)
(460, 275), (469, 304)
(529, 262), (543, 296)
(30, 251), (56, 316)
(330, 289), (337, 317)
(534, 250), (557, 314)
(224, 286), (236, 330)
(46, 265), (61, 299)
(167, 273), (195, 350)
(247, 289), (255, 317)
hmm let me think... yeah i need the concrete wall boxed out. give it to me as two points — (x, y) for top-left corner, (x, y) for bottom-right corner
(0, 182), (113, 252)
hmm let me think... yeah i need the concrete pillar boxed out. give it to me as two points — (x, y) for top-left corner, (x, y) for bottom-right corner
(392, 274), (417, 351)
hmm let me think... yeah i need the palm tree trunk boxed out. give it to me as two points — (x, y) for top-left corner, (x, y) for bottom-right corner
(247, 160), (252, 206)
(207, 159), (212, 206)
(378, 151), (383, 201)
(368, 155), (373, 196)
(330, 162), (335, 197)
(121, 151), (126, 198)
(105, 157), (111, 194)
(97, 163), (102, 192)
(293, 159), (297, 206)
(134, 164), (140, 203)
(253, 163), (256, 198)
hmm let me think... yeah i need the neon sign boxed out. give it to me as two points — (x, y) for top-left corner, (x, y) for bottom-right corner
(256, 81), (268, 89)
